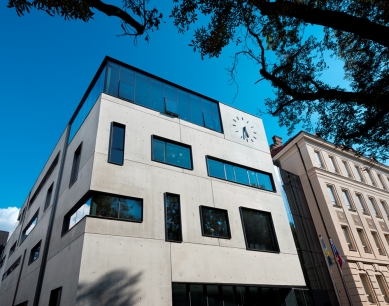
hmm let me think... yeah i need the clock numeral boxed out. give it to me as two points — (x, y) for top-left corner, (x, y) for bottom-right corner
(233, 119), (236, 122)
(236, 116), (239, 120)
(251, 126), (254, 128)
(253, 132), (257, 134)
(233, 124), (236, 126)
(247, 121), (249, 123)
(254, 137), (257, 139)
(251, 139), (253, 142)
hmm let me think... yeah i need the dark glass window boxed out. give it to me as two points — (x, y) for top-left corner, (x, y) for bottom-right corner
(29, 240), (41, 264)
(165, 97), (179, 116)
(152, 136), (192, 170)
(2, 256), (21, 280)
(119, 81), (134, 101)
(21, 211), (39, 244)
(207, 157), (275, 192)
(49, 287), (62, 306)
(240, 208), (278, 252)
(200, 206), (231, 239)
(63, 192), (143, 234)
(165, 193), (182, 242)
(0, 256), (5, 269)
(9, 242), (17, 257)
(44, 183), (54, 211)
(69, 143), (82, 186)
(108, 123), (125, 165)
(15, 302), (28, 306)
(172, 283), (189, 306)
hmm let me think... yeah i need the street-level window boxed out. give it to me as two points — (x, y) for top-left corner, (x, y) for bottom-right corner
(327, 186), (338, 206)
(240, 207), (278, 252)
(165, 193), (182, 242)
(206, 157), (275, 192)
(49, 287), (62, 306)
(63, 192), (143, 234)
(108, 122), (125, 165)
(29, 240), (42, 264)
(21, 210), (39, 244)
(152, 136), (192, 170)
(341, 226), (355, 251)
(376, 275), (389, 303)
(360, 274), (375, 303)
(200, 206), (231, 239)
(342, 190), (354, 210)
(69, 142), (82, 186)
(357, 229), (370, 253)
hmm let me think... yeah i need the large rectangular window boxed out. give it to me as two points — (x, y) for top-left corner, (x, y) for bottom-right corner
(368, 197), (381, 218)
(342, 161), (352, 178)
(342, 190), (354, 210)
(49, 287), (62, 306)
(108, 122), (125, 165)
(240, 207), (278, 252)
(371, 231), (385, 255)
(63, 192), (143, 234)
(44, 183), (54, 211)
(355, 165), (365, 182)
(200, 206), (231, 239)
(152, 136), (192, 170)
(328, 156), (338, 173)
(381, 201), (389, 219)
(21, 211), (39, 244)
(9, 242), (17, 257)
(314, 151), (324, 169)
(2, 256), (21, 280)
(165, 193), (182, 242)
(356, 194), (368, 214)
(377, 275), (389, 303)
(206, 157), (275, 192)
(29, 240), (41, 264)
(69, 143), (82, 187)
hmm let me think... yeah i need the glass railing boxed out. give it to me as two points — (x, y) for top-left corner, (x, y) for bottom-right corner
(68, 59), (223, 144)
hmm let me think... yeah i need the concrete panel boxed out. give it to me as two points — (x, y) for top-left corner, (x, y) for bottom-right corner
(171, 242), (305, 286)
(77, 233), (172, 306)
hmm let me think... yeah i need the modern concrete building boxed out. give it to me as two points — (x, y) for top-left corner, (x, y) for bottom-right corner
(272, 132), (389, 306)
(0, 57), (307, 306)
(0, 231), (9, 259)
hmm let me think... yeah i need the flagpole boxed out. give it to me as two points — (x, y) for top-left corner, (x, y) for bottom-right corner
(329, 237), (354, 306)
(319, 235), (343, 306)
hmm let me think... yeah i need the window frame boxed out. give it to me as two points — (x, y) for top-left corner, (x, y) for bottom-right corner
(360, 274), (376, 303)
(365, 169), (377, 186)
(28, 240), (42, 265)
(381, 200), (389, 220)
(355, 165), (366, 183)
(341, 226), (356, 251)
(151, 135), (193, 170)
(164, 193), (183, 243)
(239, 207), (279, 253)
(376, 275), (389, 303)
(199, 205), (231, 239)
(371, 231), (385, 256)
(20, 210), (39, 245)
(368, 197), (381, 218)
(314, 151), (325, 169)
(48, 287), (62, 306)
(341, 160), (353, 178)
(108, 122), (126, 166)
(357, 228), (371, 253)
(69, 142), (83, 187)
(328, 156), (339, 173)
(2, 256), (21, 281)
(341, 189), (355, 211)
(9, 242), (17, 257)
(326, 185), (339, 207)
(356, 193), (369, 215)
(62, 191), (144, 235)
(44, 183), (54, 211)
(206, 156), (276, 192)
(377, 173), (388, 190)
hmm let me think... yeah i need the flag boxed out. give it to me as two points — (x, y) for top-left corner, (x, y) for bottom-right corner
(319, 235), (333, 267)
(330, 238), (346, 269)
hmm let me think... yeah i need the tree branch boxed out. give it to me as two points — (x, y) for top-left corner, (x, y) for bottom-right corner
(252, 1), (389, 48)
(83, 0), (145, 34)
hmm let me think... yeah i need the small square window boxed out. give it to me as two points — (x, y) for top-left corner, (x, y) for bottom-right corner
(240, 207), (278, 252)
(29, 240), (42, 264)
(165, 97), (179, 116)
(200, 206), (231, 239)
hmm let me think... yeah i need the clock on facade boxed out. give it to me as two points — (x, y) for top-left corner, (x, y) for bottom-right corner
(232, 116), (257, 142)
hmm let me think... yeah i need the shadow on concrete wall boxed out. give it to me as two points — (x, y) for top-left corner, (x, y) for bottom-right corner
(77, 270), (142, 306)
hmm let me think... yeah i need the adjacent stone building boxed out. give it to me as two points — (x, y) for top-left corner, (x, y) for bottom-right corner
(0, 57), (307, 306)
(272, 131), (389, 306)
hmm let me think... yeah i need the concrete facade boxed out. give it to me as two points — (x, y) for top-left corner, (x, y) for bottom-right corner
(272, 132), (389, 306)
(0, 58), (306, 306)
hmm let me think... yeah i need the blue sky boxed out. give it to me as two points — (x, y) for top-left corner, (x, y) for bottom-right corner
(0, 2), (347, 231)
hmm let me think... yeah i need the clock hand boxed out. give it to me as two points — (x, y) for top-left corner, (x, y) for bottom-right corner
(243, 127), (249, 138)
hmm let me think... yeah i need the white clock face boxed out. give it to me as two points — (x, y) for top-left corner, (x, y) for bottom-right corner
(232, 116), (257, 143)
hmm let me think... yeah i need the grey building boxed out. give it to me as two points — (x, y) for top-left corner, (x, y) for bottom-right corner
(0, 231), (9, 260)
(0, 57), (307, 306)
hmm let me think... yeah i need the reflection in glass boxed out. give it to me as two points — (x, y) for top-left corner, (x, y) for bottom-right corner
(165, 98), (179, 116)
(203, 112), (216, 130)
(135, 74), (150, 107)
(152, 137), (192, 169)
(207, 285), (223, 306)
(190, 284), (206, 306)
(150, 80), (164, 112)
(201, 207), (230, 238)
(206, 157), (275, 192)
(172, 283), (189, 306)
(29, 241), (41, 264)
(241, 208), (278, 251)
(21, 213), (39, 243)
(165, 194), (182, 242)
(118, 81), (134, 101)
(69, 199), (91, 230)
